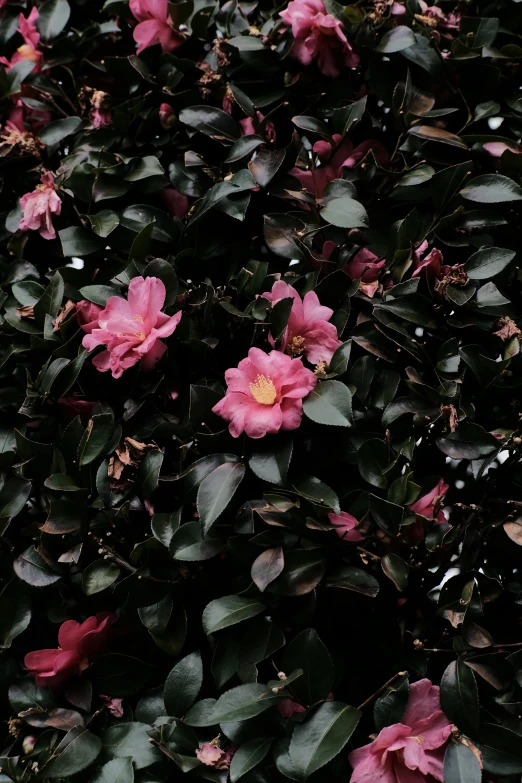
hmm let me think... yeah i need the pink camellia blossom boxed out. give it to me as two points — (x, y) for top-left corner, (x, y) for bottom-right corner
(24, 612), (116, 689)
(343, 247), (385, 298)
(196, 744), (226, 767)
(290, 134), (388, 199)
(90, 90), (112, 128)
(410, 479), (449, 524)
(57, 395), (95, 423)
(77, 299), (103, 334)
(129, 0), (184, 54)
(100, 695), (124, 718)
(212, 347), (317, 439)
(160, 187), (189, 220)
(0, 9), (42, 72)
(412, 243), (443, 280)
(239, 112), (276, 143)
(277, 699), (307, 717)
(82, 277), (182, 379)
(483, 141), (522, 158)
(328, 510), (364, 542)
(407, 479), (449, 543)
(18, 171), (61, 240)
(159, 102), (176, 129)
(263, 280), (341, 365)
(280, 0), (359, 77)
(349, 679), (453, 783)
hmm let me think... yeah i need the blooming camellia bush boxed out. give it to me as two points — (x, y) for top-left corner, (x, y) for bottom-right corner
(2, 0), (522, 779)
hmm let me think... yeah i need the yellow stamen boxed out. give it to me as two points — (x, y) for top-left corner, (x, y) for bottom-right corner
(135, 331), (145, 340)
(249, 374), (277, 405)
(287, 335), (305, 356)
(133, 314), (144, 322)
(408, 735), (425, 744)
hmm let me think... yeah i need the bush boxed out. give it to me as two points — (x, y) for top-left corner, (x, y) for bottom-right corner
(1, 0), (522, 780)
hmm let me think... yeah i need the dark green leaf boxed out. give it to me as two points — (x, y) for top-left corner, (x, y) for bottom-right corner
(443, 742), (482, 783)
(464, 246), (515, 279)
(461, 174), (522, 202)
(303, 381), (353, 427)
(320, 198), (369, 229)
(289, 702), (361, 779)
(440, 659), (479, 738)
(251, 547), (284, 592)
(197, 462), (246, 535)
(282, 629), (334, 706)
(230, 738), (273, 782)
(164, 651), (203, 717)
(202, 595), (265, 635)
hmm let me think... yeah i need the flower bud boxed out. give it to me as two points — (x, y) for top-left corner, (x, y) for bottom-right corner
(159, 103), (176, 130)
(23, 736), (36, 755)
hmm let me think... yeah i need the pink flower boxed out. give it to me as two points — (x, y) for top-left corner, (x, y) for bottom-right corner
(196, 744), (226, 767)
(277, 699), (307, 717)
(161, 187), (189, 220)
(280, 0), (359, 77)
(349, 679), (453, 783)
(57, 395), (95, 423)
(82, 276), (182, 379)
(24, 612), (116, 688)
(407, 480), (448, 543)
(77, 300), (103, 334)
(159, 102), (176, 129)
(483, 141), (522, 158)
(212, 347), (317, 439)
(290, 134), (388, 199)
(263, 281), (341, 365)
(129, 0), (184, 54)
(0, 9), (42, 72)
(410, 479), (448, 523)
(90, 91), (112, 128)
(412, 245), (443, 280)
(100, 695), (124, 718)
(343, 247), (385, 298)
(239, 112), (276, 143)
(19, 171), (61, 240)
(328, 511), (364, 542)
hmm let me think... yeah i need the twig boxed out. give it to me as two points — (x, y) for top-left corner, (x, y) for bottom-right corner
(423, 641), (522, 653)
(357, 671), (406, 711)
(357, 546), (381, 562)
(94, 539), (178, 585)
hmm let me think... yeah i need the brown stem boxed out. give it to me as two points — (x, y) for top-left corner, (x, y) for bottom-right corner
(357, 671), (406, 711)
(95, 541), (178, 585)
(357, 546), (381, 562)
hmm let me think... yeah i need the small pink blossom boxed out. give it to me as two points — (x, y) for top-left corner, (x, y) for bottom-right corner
(343, 247), (385, 298)
(410, 479), (448, 523)
(81, 276), (182, 379)
(349, 679), (453, 783)
(159, 102), (176, 129)
(212, 347), (317, 439)
(407, 479), (449, 543)
(328, 510), (364, 542)
(90, 91), (112, 128)
(412, 245), (443, 280)
(100, 695), (124, 718)
(196, 744), (225, 767)
(129, 0), (184, 54)
(19, 171), (61, 240)
(161, 187), (189, 220)
(483, 141), (522, 158)
(280, 0), (359, 77)
(290, 134), (388, 199)
(277, 699), (307, 717)
(239, 112), (276, 143)
(0, 9), (42, 72)
(263, 280), (341, 365)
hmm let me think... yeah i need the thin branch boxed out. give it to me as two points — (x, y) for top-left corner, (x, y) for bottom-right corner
(357, 671), (406, 711)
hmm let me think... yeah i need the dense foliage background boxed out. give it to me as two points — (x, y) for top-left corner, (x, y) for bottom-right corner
(1, 0), (522, 779)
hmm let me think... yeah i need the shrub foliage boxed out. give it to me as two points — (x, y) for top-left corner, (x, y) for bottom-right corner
(1, 0), (522, 780)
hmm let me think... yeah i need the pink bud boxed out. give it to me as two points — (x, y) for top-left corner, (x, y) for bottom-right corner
(159, 103), (176, 129)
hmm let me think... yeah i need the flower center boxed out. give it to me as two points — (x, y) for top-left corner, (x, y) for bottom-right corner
(287, 335), (305, 356)
(408, 735), (425, 744)
(249, 374), (277, 405)
(133, 314), (144, 322)
(135, 331), (145, 340)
